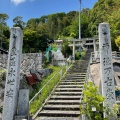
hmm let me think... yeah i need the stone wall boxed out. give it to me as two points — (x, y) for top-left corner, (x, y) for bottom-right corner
(0, 72), (5, 119)
(0, 52), (43, 119)
(21, 53), (42, 74)
(0, 54), (8, 70)
(0, 53), (43, 74)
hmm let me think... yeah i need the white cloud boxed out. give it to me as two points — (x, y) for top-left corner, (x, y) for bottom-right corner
(11, 0), (26, 5)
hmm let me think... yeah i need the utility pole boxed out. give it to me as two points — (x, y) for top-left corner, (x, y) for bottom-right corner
(79, 0), (81, 39)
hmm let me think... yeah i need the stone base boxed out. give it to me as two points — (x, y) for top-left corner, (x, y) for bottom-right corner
(15, 115), (28, 120)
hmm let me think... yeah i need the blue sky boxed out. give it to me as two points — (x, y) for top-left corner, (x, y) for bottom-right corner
(0, 0), (98, 28)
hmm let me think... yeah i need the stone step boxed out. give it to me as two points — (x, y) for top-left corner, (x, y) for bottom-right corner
(68, 69), (87, 71)
(50, 95), (82, 100)
(58, 85), (84, 88)
(67, 73), (86, 75)
(38, 110), (80, 117)
(53, 92), (82, 95)
(66, 77), (86, 79)
(43, 104), (80, 110)
(65, 78), (85, 81)
(68, 70), (86, 71)
(36, 117), (80, 120)
(59, 81), (84, 85)
(68, 72), (86, 74)
(66, 75), (86, 77)
(69, 67), (87, 69)
(55, 88), (83, 91)
(47, 100), (80, 104)
(68, 71), (87, 74)
(66, 74), (86, 76)
(68, 70), (87, 72)
(34, 59), (89, 119)
(62, 79), (85, 82)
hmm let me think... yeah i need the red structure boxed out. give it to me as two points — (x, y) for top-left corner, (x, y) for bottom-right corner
(26, 73), (39, 85)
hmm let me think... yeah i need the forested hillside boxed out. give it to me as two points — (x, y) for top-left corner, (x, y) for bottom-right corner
(0, 0), (120, 52)
(89, 0), (120, 50)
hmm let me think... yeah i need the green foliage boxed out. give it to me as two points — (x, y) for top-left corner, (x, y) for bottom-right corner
(51, 44), (57, 52)
(75, 50), (86, 60)
(61, 38), (72, 58)
(0, 13), (10, 50)
(23, 29), (49, 52)
(0, 9), (91, 51)
(80, 82), (105, 120)
(0, 13), (9, 27)
(115, 36), (120, 49)
(81, 50), (86, 57)
(75, 51), (80, 60)
(13, 16), (26, 30)
(88, 0), (120, 50)
(105, 104), (120, 120)
(2, 0), (120, 51)
(80, 82), (120, 120)
(0, 69), (6, 83)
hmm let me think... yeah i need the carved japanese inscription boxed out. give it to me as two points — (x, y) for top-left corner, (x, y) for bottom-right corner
(2, 27), (23, 120)
(99, 23), (115, 112)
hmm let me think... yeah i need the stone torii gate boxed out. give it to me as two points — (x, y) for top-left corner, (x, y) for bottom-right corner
(68, 38), (99, 60)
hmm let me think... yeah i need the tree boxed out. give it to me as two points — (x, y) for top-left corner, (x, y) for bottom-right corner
(0, 14), (9, 49)
(88, 0), (120, 50)
(23, 29), (50, 53)
(13, 16), (26, 30)
(26, 18), (40, 30)
(0, 14), (9, 27)
(0, 14), (9, 34)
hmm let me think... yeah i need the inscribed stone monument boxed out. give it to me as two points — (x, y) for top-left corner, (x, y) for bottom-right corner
(2, 27), (23, 120)
(99, 23), (115, 117)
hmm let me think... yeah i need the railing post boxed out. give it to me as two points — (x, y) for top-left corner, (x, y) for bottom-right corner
(40, 92), (42, 107)
(90, 52), (93, 64)
(60, 69), (62, 80)
(66, 61), (68, 72)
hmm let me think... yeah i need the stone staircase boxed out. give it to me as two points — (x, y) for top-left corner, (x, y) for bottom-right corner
(35, 51), (91, 120)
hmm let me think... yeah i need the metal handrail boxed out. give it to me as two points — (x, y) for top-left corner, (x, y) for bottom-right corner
(29, 69), (61, 103)
(30, 63), (73, 119)
(29, 63), (73, 104)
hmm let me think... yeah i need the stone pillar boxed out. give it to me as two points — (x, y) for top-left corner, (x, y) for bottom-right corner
(93, 39), (97, 52)
(99, 23), (115, 118)
(66, 61), (68, 72)
(2, 27), (23, 120)
(73, 41), (75, 60)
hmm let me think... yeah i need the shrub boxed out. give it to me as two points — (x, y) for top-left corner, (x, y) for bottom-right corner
(80, 82), (105, 120)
